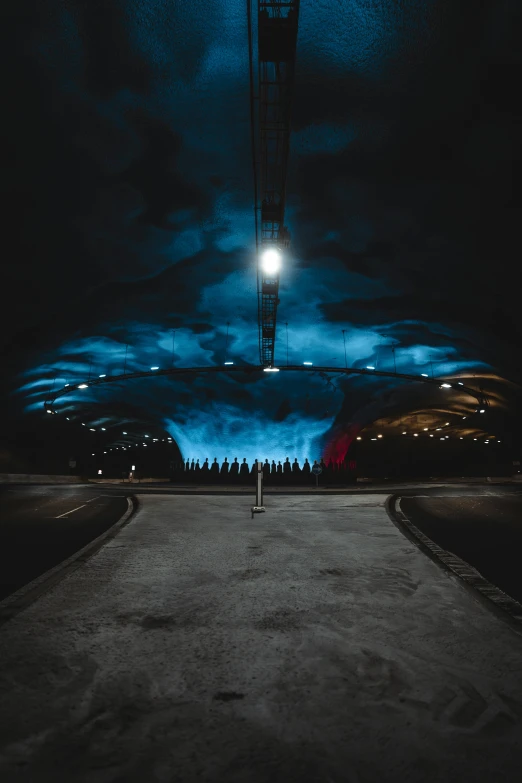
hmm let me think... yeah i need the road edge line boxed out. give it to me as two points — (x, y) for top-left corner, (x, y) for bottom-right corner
(0, 496), (139, 627)
(384, 494), (522, 637)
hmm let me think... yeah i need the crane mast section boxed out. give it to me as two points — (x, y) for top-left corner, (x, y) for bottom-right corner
(257, 0), (299, 366)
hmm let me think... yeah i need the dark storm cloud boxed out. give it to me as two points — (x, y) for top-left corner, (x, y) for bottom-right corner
(5, 0), (522, 461)
(73, 1), (153, 95)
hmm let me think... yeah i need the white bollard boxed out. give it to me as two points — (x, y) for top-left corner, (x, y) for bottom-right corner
(251, 460), (265, 517)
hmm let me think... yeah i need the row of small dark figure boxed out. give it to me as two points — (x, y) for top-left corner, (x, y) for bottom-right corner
(170, 457), (357, 484)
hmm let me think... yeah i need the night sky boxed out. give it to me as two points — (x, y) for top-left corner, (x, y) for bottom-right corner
(3, 0), (522, 466)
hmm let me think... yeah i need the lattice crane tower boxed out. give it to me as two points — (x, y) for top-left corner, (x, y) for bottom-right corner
(255, 0), (300, 367)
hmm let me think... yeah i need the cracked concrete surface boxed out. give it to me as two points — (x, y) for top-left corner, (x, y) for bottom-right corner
(1, 494), (522, 782)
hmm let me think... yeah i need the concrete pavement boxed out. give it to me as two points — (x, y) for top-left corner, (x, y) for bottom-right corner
(1, 493), (522, 782)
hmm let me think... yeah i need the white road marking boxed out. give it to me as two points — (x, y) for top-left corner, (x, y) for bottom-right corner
(55, 504), (88, 518)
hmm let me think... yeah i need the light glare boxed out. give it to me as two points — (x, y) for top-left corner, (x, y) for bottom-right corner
(260, 248), (281, 275)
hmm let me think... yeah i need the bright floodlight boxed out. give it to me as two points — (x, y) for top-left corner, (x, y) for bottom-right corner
(413, 433), (418, 437)
(78, 383), (88, 389)
(224, 361), (234, 365)
(366, 365), (375, 370)
(441, 383), (451, 388)
(377, 434), (383, 438)
(263, 367), (280, 372)
(99, 374), (106, 378)
(458, 382), (464, 385)
(479, 409), (485, 413)
(303, 361), (313, 365)
(356, 436), (362, 440)
(421, 373), (428, 377)
(123, 431), (127, 434)
(151, 366), (159, 370)
(261, 248), (281, 275)
(46, 409), (52, 414)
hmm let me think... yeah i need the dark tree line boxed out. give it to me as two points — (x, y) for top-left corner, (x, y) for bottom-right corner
(169, 456), (357, 484)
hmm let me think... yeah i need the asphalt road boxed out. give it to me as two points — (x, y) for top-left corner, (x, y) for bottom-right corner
(0, 485), (130, 601)
(400, 494), (522, 604)
(2, 493), (522, 783)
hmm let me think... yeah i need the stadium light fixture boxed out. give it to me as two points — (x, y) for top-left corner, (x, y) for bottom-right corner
(356, 436), (362, 440)
(151, 366), (159, 371)
(421, 373), (428, 377)
(260, 248), (281, 275)
(441, 383), (451, 388)
(99, 374), (106, 378)
(458, 382), (464, 385)
(413, 433), (418, 437)
(479, 409), (485, 413)
(78, 383), (88, 389)
(402, 431), (407, 435)
(366, 365), (375, 370)
(263, 367), (280, 372)
(224, 361), (234, 365)
(303, 361), (313, 366)
(377, 434), (383, 438)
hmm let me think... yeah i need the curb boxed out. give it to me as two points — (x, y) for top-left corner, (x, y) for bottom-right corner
(0, 496), (139, 627)
(385, 494), (522, 637)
